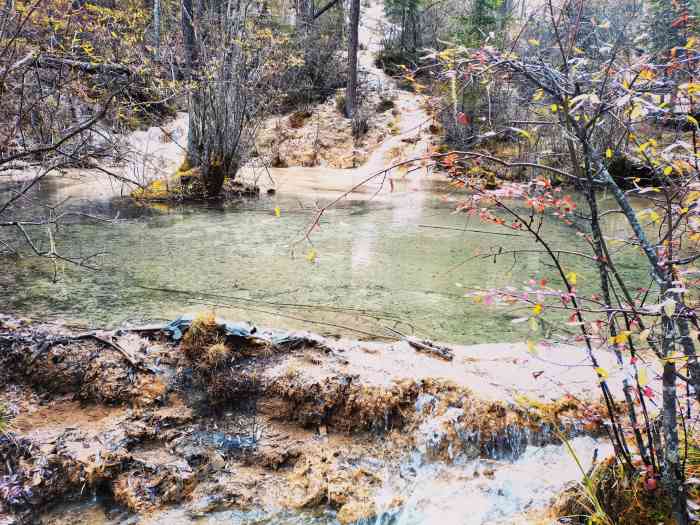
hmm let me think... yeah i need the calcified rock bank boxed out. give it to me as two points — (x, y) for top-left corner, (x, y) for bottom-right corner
(0, 314), (620, 525)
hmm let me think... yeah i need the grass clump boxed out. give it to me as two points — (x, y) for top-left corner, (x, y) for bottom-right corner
(554, 455), (674, 524)
(289, 110), (312, 129)
(182, 312), (234, 371)
(335, 92), (347, 115)
(376, 97), (395, 113)
(182, 312), (226, 365)
(204, 341), (232, 369)
(0, 404), (9, 433)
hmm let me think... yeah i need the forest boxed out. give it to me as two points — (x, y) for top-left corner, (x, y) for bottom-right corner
(1, 0), (700, 523)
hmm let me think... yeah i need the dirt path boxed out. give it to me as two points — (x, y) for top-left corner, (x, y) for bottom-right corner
(252, 0), (435, 198)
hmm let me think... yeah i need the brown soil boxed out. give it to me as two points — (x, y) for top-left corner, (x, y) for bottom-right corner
(0, 316), (618, 524)
(255, 89), (395, 170)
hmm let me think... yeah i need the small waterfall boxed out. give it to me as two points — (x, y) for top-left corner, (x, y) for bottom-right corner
(362, 436), (611, 525)
(354, 396), (612, 525)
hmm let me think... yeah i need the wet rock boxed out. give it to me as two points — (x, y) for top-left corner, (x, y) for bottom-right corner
(185, 494), (225, 517)
(112, 457), (195, 512)
(185, 479), (256, 516)
(170, 440), (210, 469)
(0, 434), (77, 520)
(79, 351), (135, 404)
(286, 449), (383, 519)
(337, 500), (377, 525)
(0, 325), (171, 407)
(248, 443), (301, 470)
(212, 432), (257, 454)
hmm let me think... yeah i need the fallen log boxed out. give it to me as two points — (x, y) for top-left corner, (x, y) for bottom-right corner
(35, 55), (131, 76)
(385, 327), (454, 361)
(404, 337), (453, 361)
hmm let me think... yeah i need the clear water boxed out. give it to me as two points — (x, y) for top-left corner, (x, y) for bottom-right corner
(0, 175), (645, 344)
(41, 436), (610, 524)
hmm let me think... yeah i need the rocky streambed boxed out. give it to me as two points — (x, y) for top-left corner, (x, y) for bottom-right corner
(0, 314), (619, 525)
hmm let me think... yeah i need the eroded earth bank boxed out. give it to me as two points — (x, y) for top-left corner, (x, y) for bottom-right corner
(0, 313), (619, 525)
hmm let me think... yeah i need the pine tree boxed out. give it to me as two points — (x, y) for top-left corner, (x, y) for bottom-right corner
(458, 0), (506, 47)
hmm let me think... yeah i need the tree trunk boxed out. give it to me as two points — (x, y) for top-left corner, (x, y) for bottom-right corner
(662, 340), (689, 525)
(182, 0), (201, 169)
(153, 0), (161, 61)
(296, 0), (313, 31)
(345, 0), (360, 118)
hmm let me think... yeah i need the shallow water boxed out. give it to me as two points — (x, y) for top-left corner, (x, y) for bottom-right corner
(42, 436), (610, 525)
(0, 174), (645, 344)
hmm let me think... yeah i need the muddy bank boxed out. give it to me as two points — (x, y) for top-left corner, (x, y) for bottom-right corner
(0, 315), (617, 524)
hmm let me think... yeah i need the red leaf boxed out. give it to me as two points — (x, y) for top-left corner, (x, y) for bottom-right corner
(642, 386), (654, 399)
(457, 112), (470, 125)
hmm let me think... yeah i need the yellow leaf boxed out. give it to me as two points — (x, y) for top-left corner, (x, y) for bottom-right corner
(663, 300), (675, 317)
(639, 68), (656, 81)
(274, 207), (281, 217)
(306, 249), (317, 263)
(550, 104), (558, 113)
(638, 141), (652, 154)
(630, 104), (645, 120)
(688, 115), (699, 129)
(532, 304), (543, 316)
(685, 191), (700, 206)
(532, 89), (544, 102)
(669, 352), (685, 365)
(527, 340), (538, 355)
(638, 367), (649, 387)
(609, 331), (631, 345)
(529, 317), (538, 332)
(649, 210), (660, 224)
(595, 367), (609, 380)
(663, 166), (673, 176)
(566, 272), (577, 285)
(606, 148), (613, 159)
(528, 39), (540, 47)
(517, 129), (532, 140)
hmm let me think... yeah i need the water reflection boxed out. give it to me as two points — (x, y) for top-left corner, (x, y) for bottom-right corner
(0, 174), (647, 344)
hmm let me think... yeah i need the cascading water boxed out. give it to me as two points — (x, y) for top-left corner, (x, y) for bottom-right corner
(361, 436), (611, 525)
(342, 393), (613, 525)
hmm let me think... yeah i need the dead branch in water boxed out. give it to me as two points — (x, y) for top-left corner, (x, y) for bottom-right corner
(385, 327), (453, 361)
(0, 330), (157, 374)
